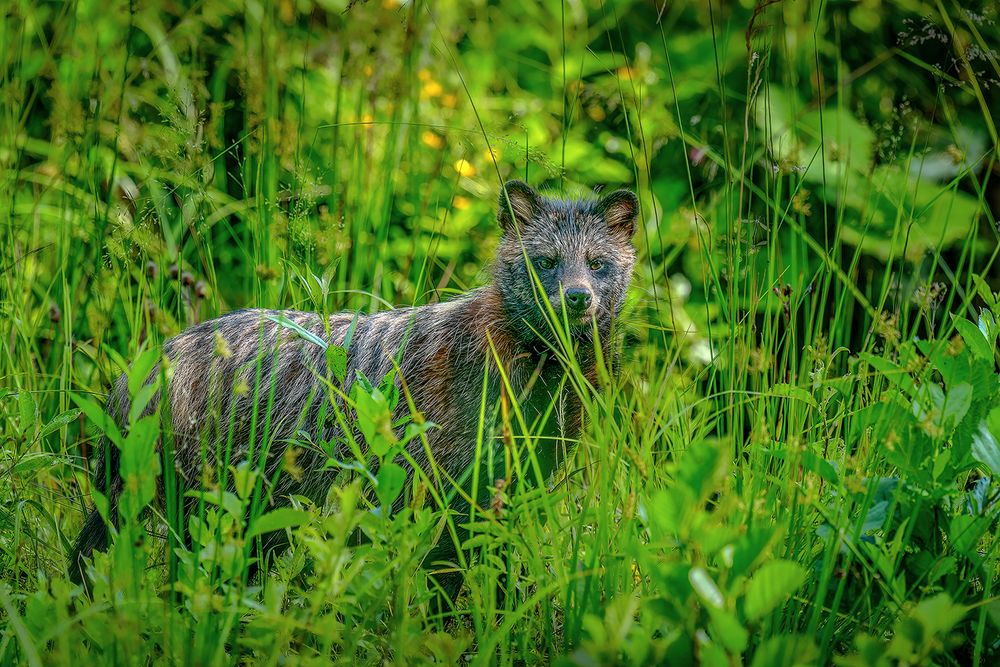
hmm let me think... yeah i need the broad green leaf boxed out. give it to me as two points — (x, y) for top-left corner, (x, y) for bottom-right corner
(911, 181), (983, 251)
(986, 599), (1000, 631)
(119, 415), (161, 516)
(352, 379), (395, 456)
(378, 368), (399, 412)
(799, 106), (875, 186)
(18, 392), (37, 433)
(744, 560), (807, 621)
(91, 489), (110, 524)
(677, 442), (727, 504)
(186, 490), (243, 520)
(948, 514), (990, 561)
(971, 411), (1000, 476)
(754, 87), (874, 189)
(699, 642), (730, 667)
(38, 409), (81, 439)
(954, 317), (993, 361)
(833, 166), (981, 262)
(708, 607), (748, 654)
(799, 448), (840, 485)
(979, 309), (997, 341)
(127, 383), (160, 426)
(729, 527), (777, 579)
(940, 383), (972, 432)
(246, 508), (311, 540)
(644, 488), (686, 535)
(401, 420), (437, 445)
(908, 593), (968, 639)
(71, 392), (122, 447)
(127, 346), (161, 398)
(376, 461), (406, 510)
(753, 86), (805, 157)
(326, 343), (347, 384)
(231, 461), (259, 501)
(860, 500), (889, 534)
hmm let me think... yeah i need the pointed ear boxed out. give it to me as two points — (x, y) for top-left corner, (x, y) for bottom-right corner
(598, 189), (639, 239)
(498, 180), (540, 233)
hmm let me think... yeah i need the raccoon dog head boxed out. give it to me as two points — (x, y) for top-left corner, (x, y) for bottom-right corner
(493, 180), (639, 343)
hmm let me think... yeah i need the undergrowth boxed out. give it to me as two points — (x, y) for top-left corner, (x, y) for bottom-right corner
(1, 0), (999, 665)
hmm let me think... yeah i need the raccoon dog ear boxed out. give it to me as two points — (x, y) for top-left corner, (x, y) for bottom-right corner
(598, 189), (639, 239)
(498, 180), (540, 233)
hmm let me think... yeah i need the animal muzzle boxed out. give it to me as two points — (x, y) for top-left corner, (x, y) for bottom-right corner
(559, 287), (595, 320)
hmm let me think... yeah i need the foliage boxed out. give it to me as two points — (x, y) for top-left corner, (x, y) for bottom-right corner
(1, 0), (999, 665)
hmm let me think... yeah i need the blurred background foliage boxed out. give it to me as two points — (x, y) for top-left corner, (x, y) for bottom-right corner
(6, 0), (997, 367)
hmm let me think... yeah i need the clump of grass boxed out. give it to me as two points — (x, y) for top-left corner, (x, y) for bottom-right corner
(1, 1), (998, 665)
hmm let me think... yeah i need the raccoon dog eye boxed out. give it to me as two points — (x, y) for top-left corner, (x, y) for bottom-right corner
(588, 259), (605, 271)
(537, 257), (557, 270)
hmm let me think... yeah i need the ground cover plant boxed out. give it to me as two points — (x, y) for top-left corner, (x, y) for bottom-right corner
(1, 0), (999, 664)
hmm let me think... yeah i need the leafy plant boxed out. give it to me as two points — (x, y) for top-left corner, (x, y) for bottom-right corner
(1, 0), (998, 664)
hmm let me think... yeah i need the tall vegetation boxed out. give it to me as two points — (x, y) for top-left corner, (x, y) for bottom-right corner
(1, 0), (998, 664)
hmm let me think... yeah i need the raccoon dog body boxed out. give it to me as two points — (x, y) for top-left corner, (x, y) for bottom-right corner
(70, 181), (639, 602)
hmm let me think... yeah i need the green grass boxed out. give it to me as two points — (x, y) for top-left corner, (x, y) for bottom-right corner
(2, 0), (999, 664)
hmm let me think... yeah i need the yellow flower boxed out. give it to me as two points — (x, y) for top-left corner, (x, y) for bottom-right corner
(421, 80), (443, 99)
(418, 68), (433, 82)
(453, 196), (470, 210)
(441, 93), (458, 108)
(421, 131), (445, 149)
(453, 159), (476, 177)
(483, 147), (501, 162)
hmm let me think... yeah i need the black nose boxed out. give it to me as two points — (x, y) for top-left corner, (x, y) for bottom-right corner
(563, 288), (593, 312)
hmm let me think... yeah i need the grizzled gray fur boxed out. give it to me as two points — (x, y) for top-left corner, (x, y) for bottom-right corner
(70, 180), (639, 602)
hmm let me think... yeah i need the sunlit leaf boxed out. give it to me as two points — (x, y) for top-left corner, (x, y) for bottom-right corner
(246, 508), (311, 540)
(744, 560), (807, 621)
